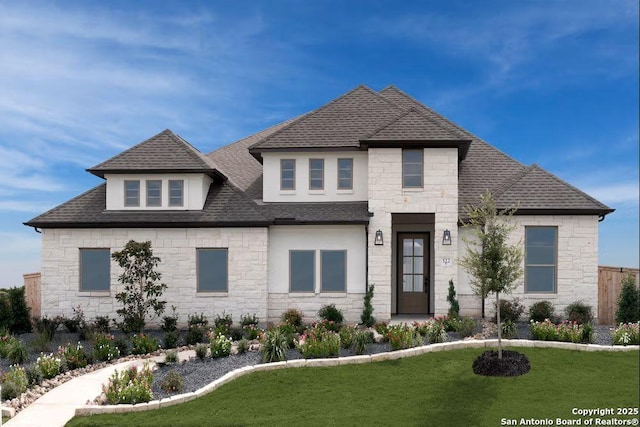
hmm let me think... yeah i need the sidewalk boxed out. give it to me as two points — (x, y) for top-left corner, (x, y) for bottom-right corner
(4, 350), (195, 427)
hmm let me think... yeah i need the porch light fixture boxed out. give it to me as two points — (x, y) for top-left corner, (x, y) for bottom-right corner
(442, 229), (452, 245)
(374, 230), (384, 245)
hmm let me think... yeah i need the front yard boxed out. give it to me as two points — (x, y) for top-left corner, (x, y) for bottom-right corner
(66, 347), (639, 427)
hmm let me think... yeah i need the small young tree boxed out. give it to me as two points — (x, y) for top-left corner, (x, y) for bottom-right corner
(112, 240), (168, 333)
(459, 192), (523, 359)
(361, 284), (376, 327)
(615, 273), (640, 324)
(446, 279), (460, 319)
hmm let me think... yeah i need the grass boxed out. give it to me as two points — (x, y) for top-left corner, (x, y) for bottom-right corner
(66, 347), (639, 427)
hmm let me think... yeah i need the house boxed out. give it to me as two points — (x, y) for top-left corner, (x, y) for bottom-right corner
(25, 85), (613, 325)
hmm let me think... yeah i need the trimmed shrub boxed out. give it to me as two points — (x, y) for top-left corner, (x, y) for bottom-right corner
(494, 299), (525, 323)
(529, 301), (555, 323)
(565, 301), (593, 325)
(615, 274), (640, 324)
(281, 308), (304, 334)
(360, 284), (376, 327)
(318, 304), (344, 325)
(446, 280), (460, 319)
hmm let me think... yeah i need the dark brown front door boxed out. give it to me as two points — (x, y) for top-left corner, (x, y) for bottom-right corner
(398, 233), (430, 314)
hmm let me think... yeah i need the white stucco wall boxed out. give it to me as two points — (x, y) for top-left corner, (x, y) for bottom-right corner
(105, 173), (212, 210)
(40, 227), (268, 326)
(262, 151), (368, 202)
(267, 225), (367, 323)
(368, 147), (459, 319)
(456, 215), (600, 320)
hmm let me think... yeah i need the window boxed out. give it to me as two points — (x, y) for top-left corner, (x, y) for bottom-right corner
(281, 159), (296, 190)
(290, 250), (314, 292)
(402, 149), (423, 188)
(169, 180), (184, 206)
(146, 180), (162, 207)
(197, 248), (228, 292)
(80, 249), (110, 292)
(309, 159), (324, 190)
(124, 180), (140, 207)
(321, 250), (346, 292)
(337, 158), (353, 190)
(525, 227), (557, 293)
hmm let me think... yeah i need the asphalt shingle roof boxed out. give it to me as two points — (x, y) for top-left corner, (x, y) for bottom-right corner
(364, 108), (465, 141)
(88, 129), (217, 177)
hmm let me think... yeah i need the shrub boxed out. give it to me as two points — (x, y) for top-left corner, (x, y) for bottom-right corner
(160, 369), (184, 393)
(360, 284), (376, 327)
(611, 322), (640, 346)
(185, 313), (208, 345)
(93, 315), (112, 333)
(237, 338), (249, 354)
(161, 306), (179, 333)
(31, 331), (52, 353)
(32, 315), (62, 341)
(318, 304), (344, 326)
(374, 321), (389, 340)
(6, 338), (28, 364)
(261, 327), (288, 363)
(58, 342), (88, 370)
(414, 318), (447, 344)
(163, 331), (180, 349)
(93, 333), (120, 362)
(494, 299), (525, 323)
(453, 317), (477, 337)
(298, 323), (341, 359)
(36, 353), (63, 379)
(229, 326), (244, 341)
(7, 287), (32, 334)
(0, 292), (13, 333)
(339, 325), (357, 349)
(281, 308), (304, 334)
(102, 363), (153, 405)
(209, 334), (232, 358)
(195, 343), (208, 360)
(501, 320), (518, 339)
(565, 301), (593, 325)
(164, 350), (179, 364)
(0, 365), (28, 400)
(0, 333), (17, 358)
(388, 324), (419, 350)
(615, 274), (640, 324)
(529, 320), (593, 343)
(114, 336), (129, 357)
(276, 323), (297, 348)
(529, 301), (555, 323)
(243, 324), (261, 340)
(446, 280), (460, 319)
(62, 316), (81, 333)
(25, 364), (43, 387)
(240, 313), (259, 327)
(214, 312), (233, 336)
(131, 333), (159, 355)
(352, 330), (373, 355)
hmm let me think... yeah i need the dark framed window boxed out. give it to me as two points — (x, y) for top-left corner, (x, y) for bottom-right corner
(321, 250), (346, 292)
(290, 250), (314, 292)
(124, 180), (140, 207)
(146, 180), (162, 207)
(309, 159), (324, 190)
(169, 180), (184, 206)
(337, 158), (353, 190)
(281, 159), (296, 190)
(525, 227), (557, 293)
(402, 149), (423, 188)
(80, 248), (110, 292)
(197, 248), (228, 292)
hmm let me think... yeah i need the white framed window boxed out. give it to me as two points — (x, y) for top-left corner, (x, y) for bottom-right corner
(309, 159), (324, 190)
(402, 149), (423, 188)
(80, 248), (110, 292)
(169, 180), (184, 206)
(281, 159), (296, 190)
(525, 226), (557, 293)
(197, 248), (228, 292)
(124, 180), (140, 207)
(146, 180), (162, 207)
(290, 250), (315, 292)
(321, 250), (346, 292)
(337, 158), (353, 190)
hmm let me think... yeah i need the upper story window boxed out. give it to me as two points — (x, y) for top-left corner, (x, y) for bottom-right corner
(146, 180), (162, 207)
(309, 159), (324, 190)
(169, 180), (184, 206)
(281, 159), (296, 190)
(124, 180), (140, 207)
(525, 226), (557, 293)
(402, 149), (423, 188)
(338, 158), (353, 190)
(80, 248), (110, 292)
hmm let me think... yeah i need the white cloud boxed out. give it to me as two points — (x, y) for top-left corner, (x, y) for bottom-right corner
(0, 231), (41, 288)
(584, 183), (640, 205)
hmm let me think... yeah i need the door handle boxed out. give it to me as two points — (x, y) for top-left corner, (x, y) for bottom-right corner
(424, 276), (429, 293)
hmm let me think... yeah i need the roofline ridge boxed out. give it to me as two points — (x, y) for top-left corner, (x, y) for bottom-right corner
(24, 183), (106, 227)
(88, 129), (171, 171)
(221, 181), (272, 221)
(168, 131), (215, 170)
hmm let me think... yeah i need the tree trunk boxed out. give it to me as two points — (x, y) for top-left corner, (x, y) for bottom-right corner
(496, 291), (502, 359)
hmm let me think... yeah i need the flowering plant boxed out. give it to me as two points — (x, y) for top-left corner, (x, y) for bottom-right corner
(297, 322), (340, 358)
(0, 364), (28, 400)
(413, 319), (447, 344)
(387, 323), (419, 350)
(36, 353), (63, 379)
(209, 334), (232, 358)
(131, 333), (159, 355)
(529, 319), (593, 343)
(611, 322), (640, 346)
(243, 324), (261, 340)
(57, 342), (88, 370)
(93, 332), (120, 362)
(102, 363), (153, 405)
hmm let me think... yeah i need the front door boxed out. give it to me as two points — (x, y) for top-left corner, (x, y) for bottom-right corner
(398, 233), (430, 314)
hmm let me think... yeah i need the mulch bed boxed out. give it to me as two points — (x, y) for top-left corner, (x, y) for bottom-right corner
(472, 350), (530, 377)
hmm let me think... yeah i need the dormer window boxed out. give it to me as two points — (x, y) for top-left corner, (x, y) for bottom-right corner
(169, 180), (184, 206)
(309, 159), (324, 190)
(124, 180), (140, 207)
(146, 180), (162, 207)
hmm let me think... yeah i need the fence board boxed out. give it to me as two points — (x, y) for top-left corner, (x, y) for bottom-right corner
(598, 266), (639, 325)
(22, 272), (41, 318)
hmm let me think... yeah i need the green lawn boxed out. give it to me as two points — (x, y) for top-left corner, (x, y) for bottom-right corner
(67, 347), (639, 427)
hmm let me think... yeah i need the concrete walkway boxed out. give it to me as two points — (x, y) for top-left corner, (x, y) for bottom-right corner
(4, 350), (195, 427)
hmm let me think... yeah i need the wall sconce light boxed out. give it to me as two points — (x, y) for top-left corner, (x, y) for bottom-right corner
(442, 229), (452, 245)
(374, 230), (384, 245)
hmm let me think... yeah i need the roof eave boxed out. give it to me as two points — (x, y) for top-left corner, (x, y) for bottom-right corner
(24, 220), (272, 229)
(86, 168), (228, 181)
(360, 139), (471, 160)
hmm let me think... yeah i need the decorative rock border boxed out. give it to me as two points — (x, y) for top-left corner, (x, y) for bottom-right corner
(74, 340), (639, 417)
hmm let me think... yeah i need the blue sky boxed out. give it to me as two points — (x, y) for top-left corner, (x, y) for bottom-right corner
(0, 0), (637, 287)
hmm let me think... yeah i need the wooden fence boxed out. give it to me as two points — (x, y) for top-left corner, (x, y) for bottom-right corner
(598, 266), (639, 325)
(22, 272), (41, 318)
